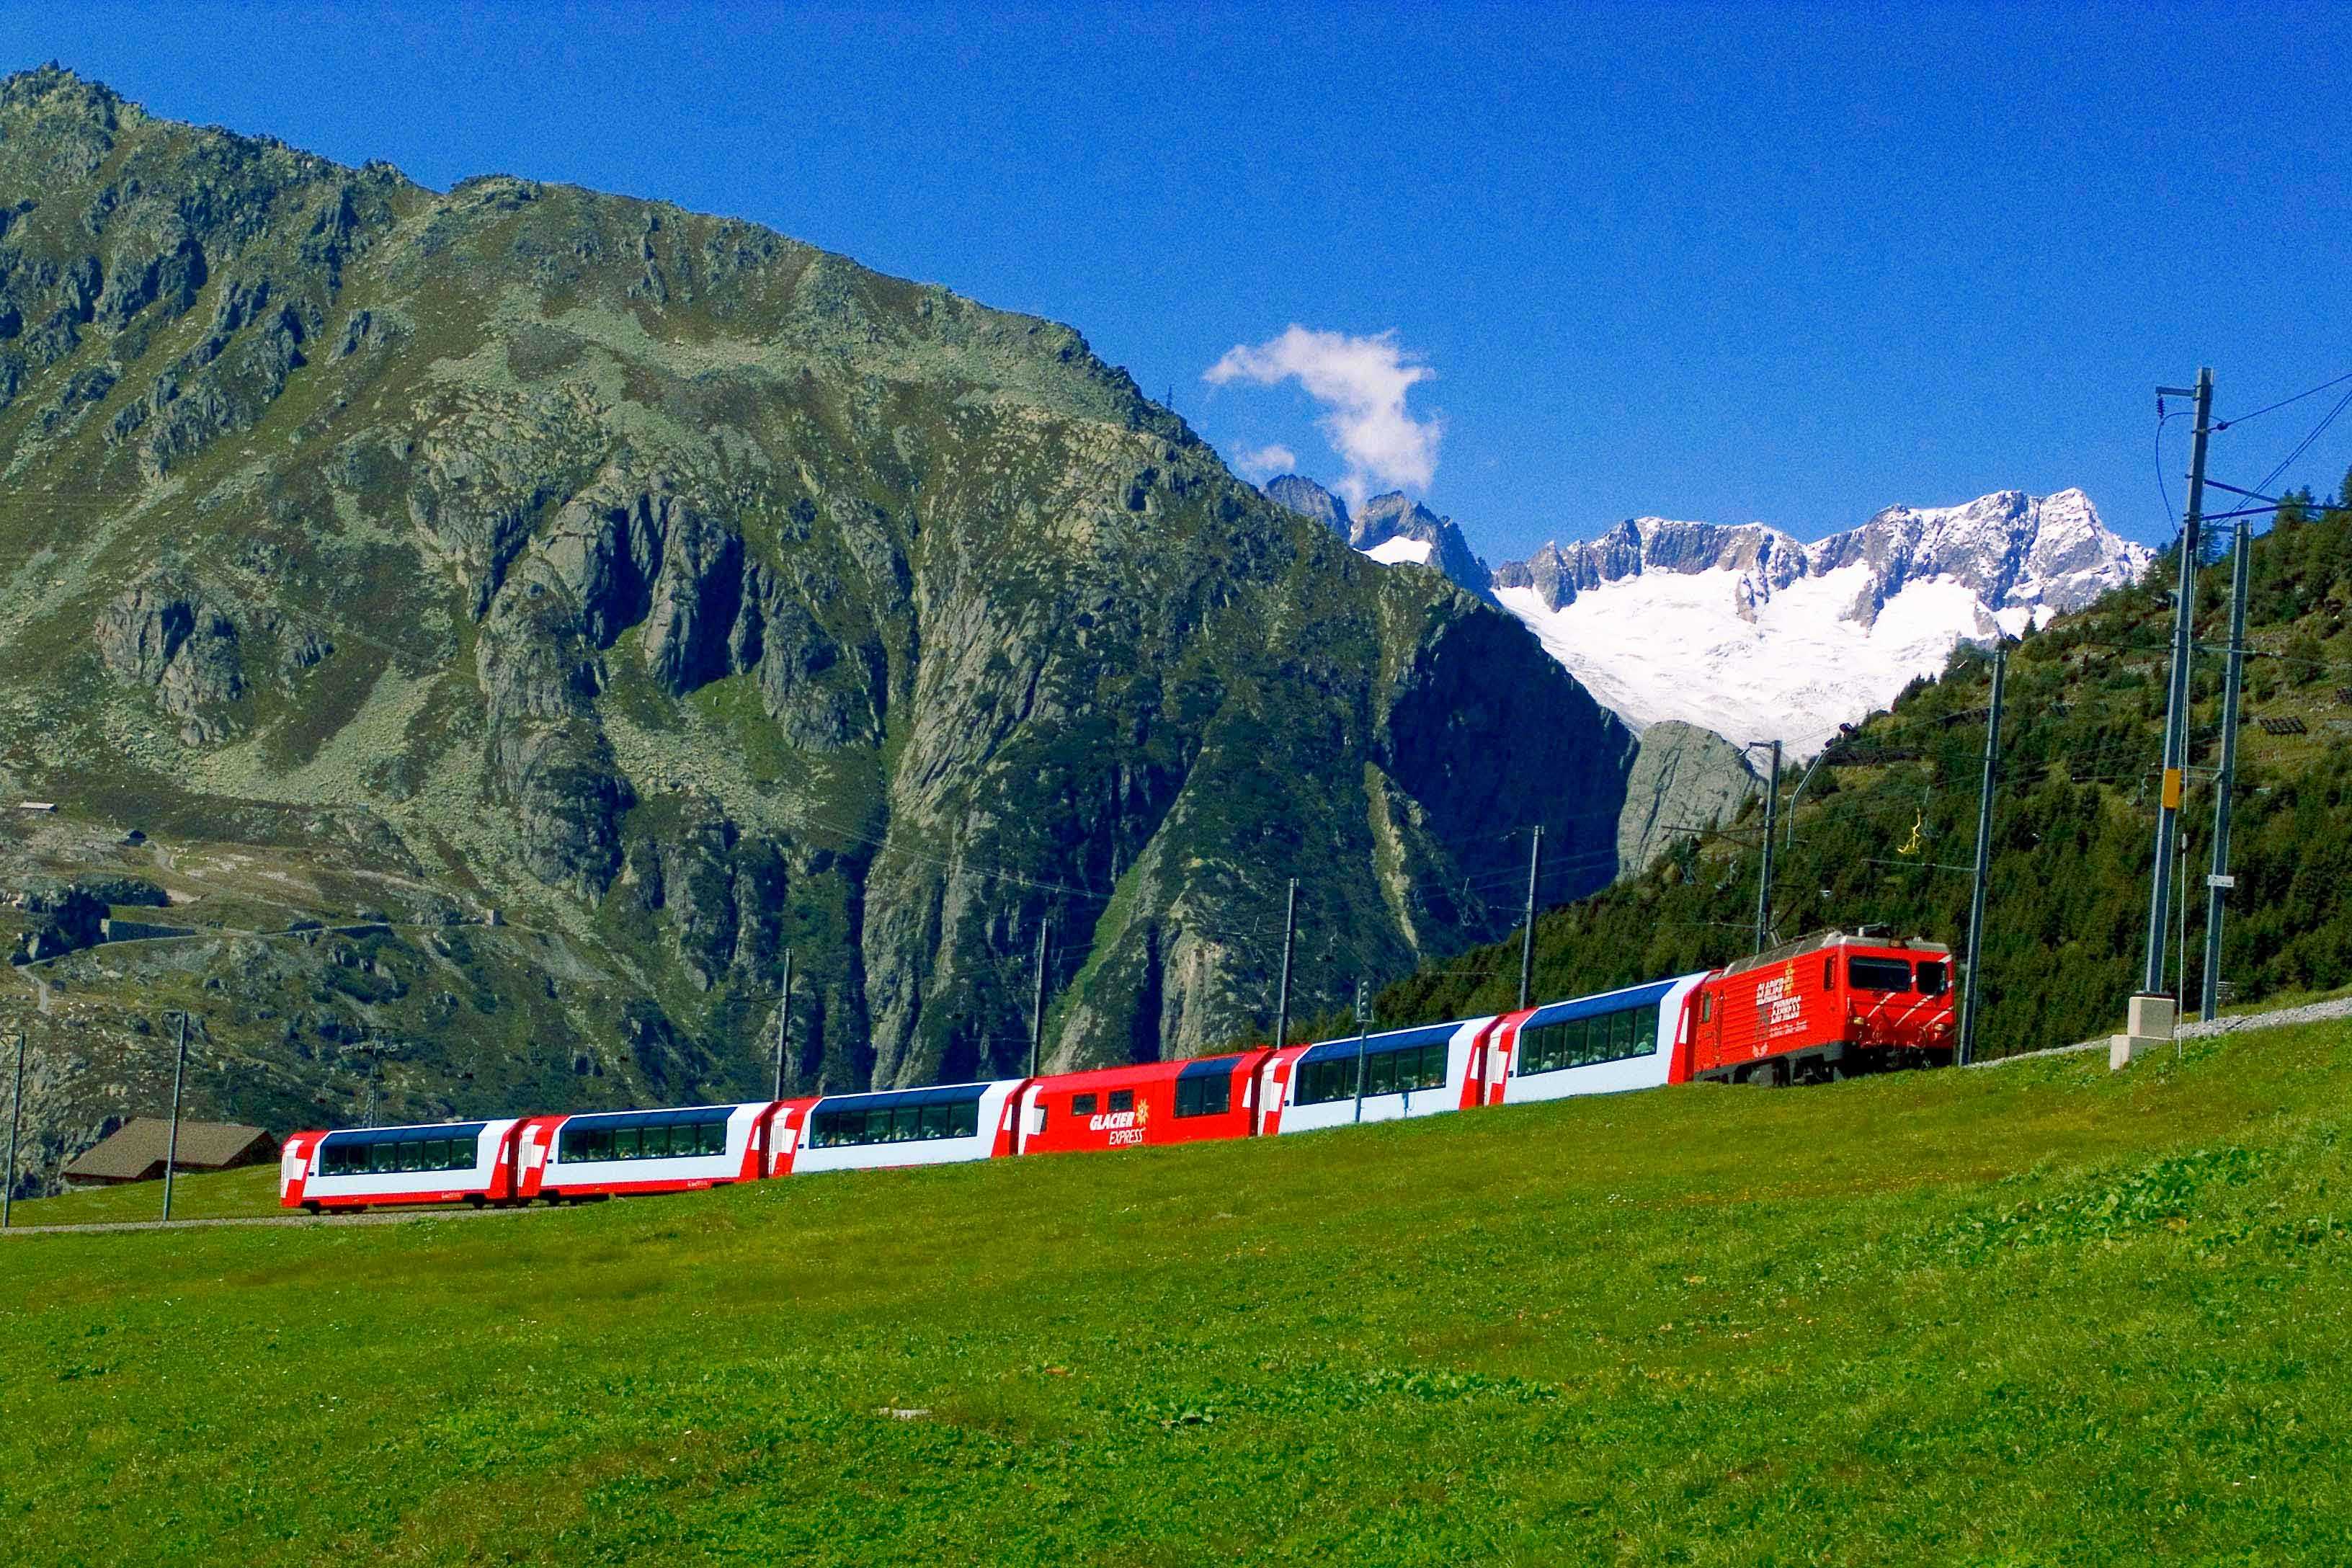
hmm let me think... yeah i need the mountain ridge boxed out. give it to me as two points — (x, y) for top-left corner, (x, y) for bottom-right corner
(1270, 468), (2151, 755)
(0, 67), (1639, 1182)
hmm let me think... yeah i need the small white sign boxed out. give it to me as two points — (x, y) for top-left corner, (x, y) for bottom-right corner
(2206, 873), (2236, 889)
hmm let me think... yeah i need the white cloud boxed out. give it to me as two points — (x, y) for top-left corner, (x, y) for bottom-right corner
(1204, 326), (1441, 508)
(1234, 442), (1298, 479)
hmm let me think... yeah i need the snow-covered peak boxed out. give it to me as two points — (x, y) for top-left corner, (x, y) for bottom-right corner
(1263, 476), (1492, 600)
(1489, 488), (2149, 755)
(1265, 471), (2149, 757)
(1493, 517), (1807, 612)
(1815, 488), (2150, 631)
(1489, 489), (2147, 626)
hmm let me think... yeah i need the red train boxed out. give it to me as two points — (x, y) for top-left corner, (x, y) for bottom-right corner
(1685, 930), (1955, 1084)
(280, 930), (1955, 1211)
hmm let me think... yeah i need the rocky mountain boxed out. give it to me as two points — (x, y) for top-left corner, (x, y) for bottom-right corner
(1265, 475), (1492, 600)
(1614, 722), (1757, 876)
(0, 69), (1642, 1186)
(1492, 489), (2152, 756)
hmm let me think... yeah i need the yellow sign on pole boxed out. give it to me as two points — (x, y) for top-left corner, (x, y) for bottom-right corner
(2162, 768), (2184, 811)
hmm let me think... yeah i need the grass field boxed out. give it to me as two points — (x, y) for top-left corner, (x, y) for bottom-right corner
(6, 1026), (2352, 1565)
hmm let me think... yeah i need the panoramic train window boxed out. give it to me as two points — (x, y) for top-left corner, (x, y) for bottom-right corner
(1292, 1041), (1448, 1107)
(808, 1096), (982, 1149)
(558, 1118), (729, 1163)
(1848, 957), (1914, 992)
(1915, 961), (1949, 995)
(1070, 1093), (1097, 1118)
(1515, 1003), (1661, 1076)
(1175, 1071), (1231, 1118)
(321, 1129), (483, 1177)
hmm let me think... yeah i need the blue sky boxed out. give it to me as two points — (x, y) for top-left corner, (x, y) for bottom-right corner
(9, 3), (2347, 560)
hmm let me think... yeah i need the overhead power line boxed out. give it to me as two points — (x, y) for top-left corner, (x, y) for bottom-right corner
(2212, 369), (2352, 431)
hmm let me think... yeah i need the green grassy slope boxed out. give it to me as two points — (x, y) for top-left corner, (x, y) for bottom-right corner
(6, 1024), (2351, 1564)
(8, 1162), (280, 1225)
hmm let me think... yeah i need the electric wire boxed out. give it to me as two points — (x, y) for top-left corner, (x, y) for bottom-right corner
(2213, 369), (2352, 431)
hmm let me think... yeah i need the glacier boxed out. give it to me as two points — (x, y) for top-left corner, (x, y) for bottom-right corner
(1265, 476), (2152, 758)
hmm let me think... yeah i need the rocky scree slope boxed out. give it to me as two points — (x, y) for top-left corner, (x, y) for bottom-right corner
(0, 69), (1636, 1182)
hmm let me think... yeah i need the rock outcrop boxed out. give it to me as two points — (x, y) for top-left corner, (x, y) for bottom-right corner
(94, 571), (247, 743)
(1614, 723), (1757, 877)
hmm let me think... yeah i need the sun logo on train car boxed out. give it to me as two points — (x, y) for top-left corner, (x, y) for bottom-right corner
(1782, 960), (1797, 990)
(1134, 1099), (1151, 1128)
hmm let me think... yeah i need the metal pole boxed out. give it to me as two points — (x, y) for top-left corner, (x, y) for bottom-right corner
(1517, 825), (1544, 1010)
(2175, 825), (2190, 1009)
(1028, 921), (1050, 1079)
(2147, 368), (2212, 994)
(1957, 643), (2005, 1067)
(4, 1028), (24, 1229)
(1754, 740), (1781, 953)
(2201, 517), (2251, 1020)
(1784, 749), (1830, 847)
(1352, 978), (1371, 1123)
(161, 1010), (189, 1223)
(772, 947), (792, 1100)
(1273, 879), (1297, 1049)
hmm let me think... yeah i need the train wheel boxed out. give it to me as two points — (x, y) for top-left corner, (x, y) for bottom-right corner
(302, 1200), (322, 1215)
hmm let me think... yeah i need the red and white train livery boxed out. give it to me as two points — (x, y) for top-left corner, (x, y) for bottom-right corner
(280, 929), (1956, 1211)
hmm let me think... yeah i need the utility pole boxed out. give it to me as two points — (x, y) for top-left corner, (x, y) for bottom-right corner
(1351, 977), (1372, 1123)
(4, 1028), (24, 1230)
(1028, 921), (1051, 1079)
(161, 1010), (189, 1224)
(2147, 369), (2213, 996)
(1273, 879), (1298, 1050)
(1752, 739), (1782, 953)
(1957, 642), (2006, 1066)
(772, 948), (792, 1101)
(2201, 516), (2252, 1020)
(359, 1043), (382, 1130)
(1517, 826), (1544, 1010)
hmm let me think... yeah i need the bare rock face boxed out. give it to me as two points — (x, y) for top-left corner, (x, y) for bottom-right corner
(12, 879), (106, 962)
(94, 571), (246, 743)
(1493, 520), (1806, 614)
(1264, 473), (1347, 533)
(1615, 721), (1757, 876)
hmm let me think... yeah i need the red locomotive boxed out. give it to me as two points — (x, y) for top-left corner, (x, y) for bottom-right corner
(1682, 930), (1956, 1084)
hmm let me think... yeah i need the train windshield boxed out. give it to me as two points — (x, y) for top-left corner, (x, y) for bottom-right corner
(1915, 961), (1948, 995)
(1848, 957), (1914, 992)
